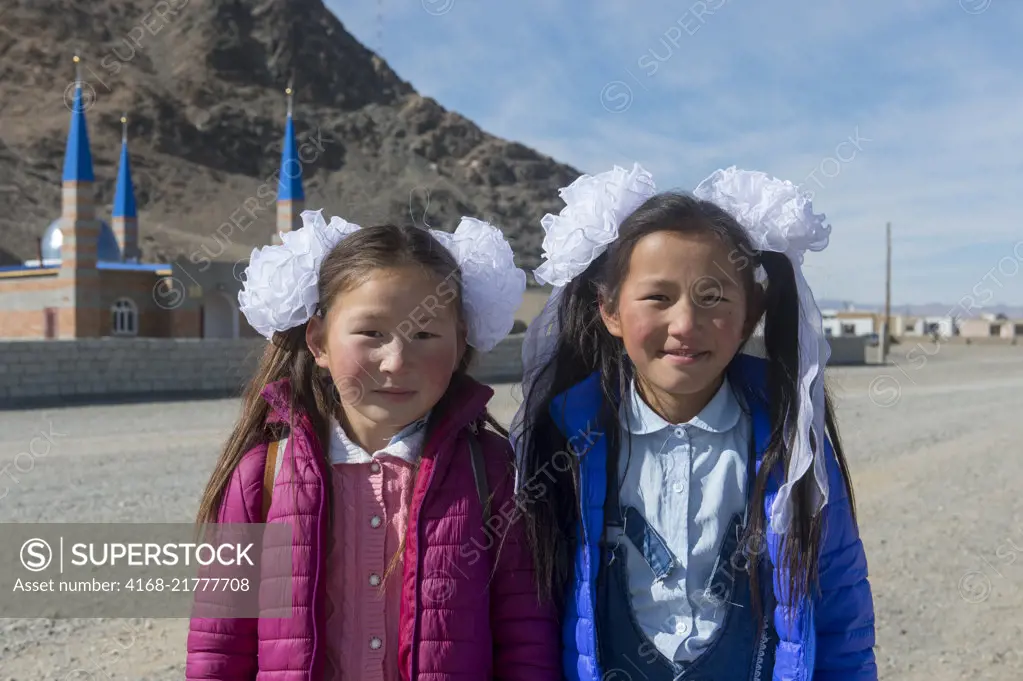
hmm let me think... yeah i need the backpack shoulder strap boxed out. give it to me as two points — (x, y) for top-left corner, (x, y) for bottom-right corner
(261, 438), (284, 521)
(466, 425), (491, 525)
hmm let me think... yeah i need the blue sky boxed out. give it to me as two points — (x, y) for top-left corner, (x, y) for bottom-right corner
(326, 0), (1023, 307)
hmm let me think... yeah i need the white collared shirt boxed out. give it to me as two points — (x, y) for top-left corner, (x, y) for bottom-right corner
(328, 414), (430, 465)
(607, 377), (750, 662)
(271, 415), (430, 484)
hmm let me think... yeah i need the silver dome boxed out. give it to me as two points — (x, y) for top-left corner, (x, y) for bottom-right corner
(40, 218), (122, 263)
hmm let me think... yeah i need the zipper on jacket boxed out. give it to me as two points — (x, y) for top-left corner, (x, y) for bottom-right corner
(408, 437), (441, 680)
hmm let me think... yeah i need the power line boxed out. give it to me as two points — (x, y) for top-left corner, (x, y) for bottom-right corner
(883, 221), (892, 362)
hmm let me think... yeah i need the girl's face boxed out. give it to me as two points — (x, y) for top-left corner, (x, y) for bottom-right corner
(307, 266), (466, 450)
(600, 230), (758, 423)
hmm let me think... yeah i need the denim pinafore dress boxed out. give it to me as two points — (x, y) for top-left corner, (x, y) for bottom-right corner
(594, 426), (779, 681)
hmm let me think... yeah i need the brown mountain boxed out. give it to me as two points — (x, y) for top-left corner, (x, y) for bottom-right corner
(0, 0), (578, 272)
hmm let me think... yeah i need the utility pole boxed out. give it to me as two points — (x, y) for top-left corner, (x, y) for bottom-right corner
(883, 221), (892, 362)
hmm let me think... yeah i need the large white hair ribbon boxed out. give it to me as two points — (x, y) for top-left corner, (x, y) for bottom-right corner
(238, 210), (526, 353)
(693, 166), (832, 533)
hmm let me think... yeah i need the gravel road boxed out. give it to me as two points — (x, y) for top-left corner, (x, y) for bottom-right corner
(1, 342), (1021, 680)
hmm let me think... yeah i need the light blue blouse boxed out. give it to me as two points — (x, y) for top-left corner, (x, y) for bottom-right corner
(608, 377), (750, 662)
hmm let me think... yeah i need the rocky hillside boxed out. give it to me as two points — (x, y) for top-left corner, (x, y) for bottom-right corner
(0, 0), (578, 272)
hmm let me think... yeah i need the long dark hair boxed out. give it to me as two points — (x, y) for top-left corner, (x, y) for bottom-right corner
(517, 192), (857, 616)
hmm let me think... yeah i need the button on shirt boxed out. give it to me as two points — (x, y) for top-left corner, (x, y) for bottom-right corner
(321, 414), (429, 681)
(607, 379), (749, 662)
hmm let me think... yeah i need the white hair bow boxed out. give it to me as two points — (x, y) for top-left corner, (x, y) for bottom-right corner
(237, 210), (526, 353)
(693, 166), (832, 533)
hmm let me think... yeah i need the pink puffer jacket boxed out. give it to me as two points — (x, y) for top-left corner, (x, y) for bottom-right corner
(186, 375), (561, 680)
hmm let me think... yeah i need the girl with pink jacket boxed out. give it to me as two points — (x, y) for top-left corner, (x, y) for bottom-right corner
(186, 211), (560, 681)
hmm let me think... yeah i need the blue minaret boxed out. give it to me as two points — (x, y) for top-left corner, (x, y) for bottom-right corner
(112, 114), (140, 261)
(59, 54), (102, 338)
(274, 82), (304, 243)
(62, 60), (95, 184)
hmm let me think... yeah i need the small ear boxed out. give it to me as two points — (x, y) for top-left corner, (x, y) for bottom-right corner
(306, 315), (331, 370)
(598, 294), (623, 338)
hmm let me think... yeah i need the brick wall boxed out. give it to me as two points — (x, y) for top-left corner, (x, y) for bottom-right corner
(0, 270), (184, 339)
(0, 309), (54, 339)
(0, 272), (65, 339)
(0, 335), (526, 407)
(99, 270), (175, 337)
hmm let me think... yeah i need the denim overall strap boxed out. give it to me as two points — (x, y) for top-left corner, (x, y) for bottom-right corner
(600, 468), (682, 680)
(595, 418), (778, 681)
(605, 464), (680, 581)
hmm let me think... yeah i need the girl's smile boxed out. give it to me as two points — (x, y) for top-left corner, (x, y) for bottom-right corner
(374, 388), (418, 402)
(659, 347), (711, 365)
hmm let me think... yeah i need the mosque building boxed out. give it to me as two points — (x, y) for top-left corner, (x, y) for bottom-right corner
(0, 57), (304, 339)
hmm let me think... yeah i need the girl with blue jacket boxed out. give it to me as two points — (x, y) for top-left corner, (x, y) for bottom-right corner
(512, 165), (877, 681)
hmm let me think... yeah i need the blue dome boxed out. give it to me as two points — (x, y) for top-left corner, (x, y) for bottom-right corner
(41, 219), (122, 263)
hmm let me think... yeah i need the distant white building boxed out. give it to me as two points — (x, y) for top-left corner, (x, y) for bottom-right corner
(905, 316), (956, 338)
(822, 310), (876, 338)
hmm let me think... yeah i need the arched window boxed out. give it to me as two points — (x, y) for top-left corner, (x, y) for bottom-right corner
(111, 298), (138, 336)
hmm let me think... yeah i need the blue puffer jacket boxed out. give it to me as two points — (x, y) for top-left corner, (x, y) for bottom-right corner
(550, 354), (877, 681)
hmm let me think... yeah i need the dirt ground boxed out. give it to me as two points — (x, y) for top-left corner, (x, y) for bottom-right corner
(1, 342), (1021, 680)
